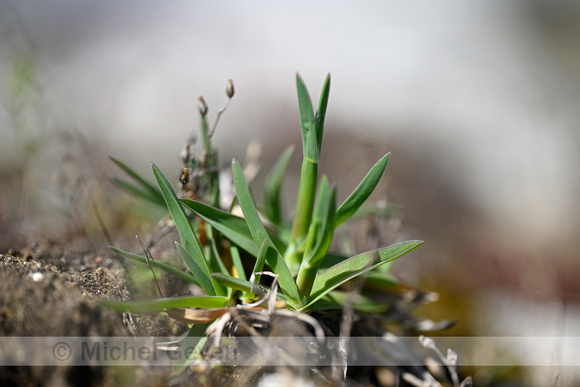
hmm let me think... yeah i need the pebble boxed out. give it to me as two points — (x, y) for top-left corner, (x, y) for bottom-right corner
(30, 272), (44, 282)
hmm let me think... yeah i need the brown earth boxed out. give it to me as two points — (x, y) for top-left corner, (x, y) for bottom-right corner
(0, 238), (181, 386)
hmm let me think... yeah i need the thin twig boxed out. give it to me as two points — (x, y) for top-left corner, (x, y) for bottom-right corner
(208, 98), (232, 138)
(136, 235), (163, 298)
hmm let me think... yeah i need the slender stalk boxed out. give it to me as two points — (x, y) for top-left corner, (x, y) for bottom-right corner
(198, 96), (220, 208)
(199, 97), (210, 151)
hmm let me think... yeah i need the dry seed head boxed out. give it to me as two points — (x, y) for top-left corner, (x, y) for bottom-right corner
(198, 96), (208, 117)
(226, 79), (234, 98)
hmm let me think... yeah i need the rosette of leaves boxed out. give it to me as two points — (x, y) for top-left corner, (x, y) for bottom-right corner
(105, 73), (423, 352)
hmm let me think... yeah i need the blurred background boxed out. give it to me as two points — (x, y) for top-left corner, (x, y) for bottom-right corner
(1, 1), (579, 385)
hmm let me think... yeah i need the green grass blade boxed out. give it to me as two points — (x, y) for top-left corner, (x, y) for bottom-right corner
(110, 157), (164, 202)
(109, 177), (166, 207)
(252, 239), (269, 282)
(232, 159), (271, 243)
(296, 180), (336, 301)
(110, 157), (160, 193)
(181, 198), (287, 256)
(152, 163), (216, 296)
(300, 240), (423, 311)
(314, 74), (331, 155)
(203, 231), (230, 297)
(176, 243), (217, 296)
(229, 245), (248, 299)
(206, 239), (230, 298)
(263, 145), (294, 227)
(298, 176), (330, 273)
(101, 296), (228, 314)
(296, 73), (316, 158)
(247, 239), (278, 299)
(299, 222), (320, 279)
(335, 153), (390, 227)
(212, 273), (266, 297)
(289, 74), (331, 261)
(308, 181), (336, 267)
(290, 74), (319, 247)
(182, 198), (257, 253)
(288, 157), (318, 249)
(232, 159), (300, 306)
(206, 223), (230, 276)
(110, 247), (199, 285)
(230, 245), (247, 281)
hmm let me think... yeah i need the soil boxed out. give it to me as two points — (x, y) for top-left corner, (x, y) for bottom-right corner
(0, 238), (177, 386)
(0, 238), (353, 386)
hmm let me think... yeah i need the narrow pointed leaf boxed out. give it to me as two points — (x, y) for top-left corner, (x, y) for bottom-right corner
(297, 180), (336, 300)
(203, 238), (228, 297)
(176, 243), (217, 296)
(300, 240), (423, 311)
(288, 155), (318, 248)
(263, 145), (294, 227)
(110, 157), (164, 203)
(233, 160), (270, 244)
(290, 74), (325, 248)
(232, 159), (300, 305)
(251, 239), (270, 281)
(335, 153), (390, 226)
(152, 163), (215, 295)
(212, 273), (266, 297)
(101, 296), (228, 314)
(296, 73), (316, 158)
(308, 183), (336, 267)
(110, 177), (165, 207)
(110, 247), (199, 285)
(181, 198), (287, 256)
(205, 223), (230, 277)
(230, 245), (247, 281)
(300, 177), (330, 268)
(314, 74), (331, 155)
(183, 198), (256, 253)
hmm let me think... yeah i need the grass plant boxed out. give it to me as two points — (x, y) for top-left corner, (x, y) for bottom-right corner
(105, 73), (423, 352)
